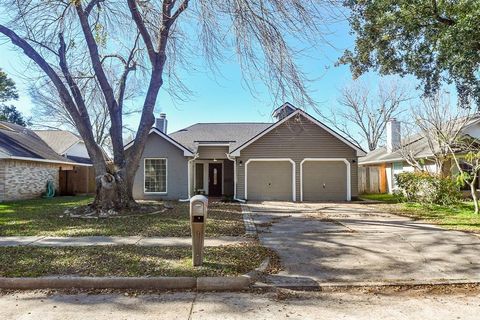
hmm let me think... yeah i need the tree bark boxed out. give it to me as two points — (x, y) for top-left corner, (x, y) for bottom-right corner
(470, 182), (479, 214)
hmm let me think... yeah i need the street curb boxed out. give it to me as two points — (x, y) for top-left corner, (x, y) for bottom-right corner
(0, 258), (271, 291)
(0, 277), (197, 290)
(253, 278), (480, 292)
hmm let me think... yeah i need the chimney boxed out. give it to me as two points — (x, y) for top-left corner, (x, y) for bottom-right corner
(386, 118), (401, 153)
(155, 113), (168, 134)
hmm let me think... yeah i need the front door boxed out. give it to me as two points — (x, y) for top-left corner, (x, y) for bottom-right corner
(208, 163), (222, 196)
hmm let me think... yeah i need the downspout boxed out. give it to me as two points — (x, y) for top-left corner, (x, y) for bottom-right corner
(226, 153), (246, 203)
(179, 153), (199, 202)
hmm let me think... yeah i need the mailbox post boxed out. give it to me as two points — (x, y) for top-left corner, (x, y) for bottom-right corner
(190, 195), (208, 266)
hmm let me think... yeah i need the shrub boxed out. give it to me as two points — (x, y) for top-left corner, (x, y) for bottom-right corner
(395, 172), (461, 205)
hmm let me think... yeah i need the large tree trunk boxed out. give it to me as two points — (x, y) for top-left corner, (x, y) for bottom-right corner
(92, 166), (137, 212)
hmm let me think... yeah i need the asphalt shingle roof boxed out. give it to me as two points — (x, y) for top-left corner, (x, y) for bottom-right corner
(0, 121), (73, 163)
(359, 117), (480, 164)
(169, 122), (273, 152)
(34, 130), (82, 155)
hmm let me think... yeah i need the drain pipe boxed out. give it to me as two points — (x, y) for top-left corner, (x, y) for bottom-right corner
(179, 153), (199, 202)
(226, 153), (246, 203)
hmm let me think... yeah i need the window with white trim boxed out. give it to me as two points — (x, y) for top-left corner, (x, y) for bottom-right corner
(144, 158), (167, 193)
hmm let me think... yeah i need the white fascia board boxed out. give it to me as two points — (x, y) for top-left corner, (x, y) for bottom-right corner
(7, 156), (90, 166)
(231, 109), (366, 157)
(124, 128), (194, 157)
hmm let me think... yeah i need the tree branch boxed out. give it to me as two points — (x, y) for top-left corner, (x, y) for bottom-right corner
(432, 0), (455, 26)
(127, 0), (157, 63)
(85, 0), (105, 16)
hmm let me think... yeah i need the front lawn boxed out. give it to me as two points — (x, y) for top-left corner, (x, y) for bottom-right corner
(0, 196), (245, 237)
(360, 193), (402, 203)
(0, 243), (278, 277)
(361, 193), (480, 233)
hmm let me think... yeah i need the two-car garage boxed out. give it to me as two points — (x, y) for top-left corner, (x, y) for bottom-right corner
(245, 158), (351, 202)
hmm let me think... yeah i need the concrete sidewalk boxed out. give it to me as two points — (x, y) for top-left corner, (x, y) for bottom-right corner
(0, 236), (250, 247)
(2, 290), (480, 320)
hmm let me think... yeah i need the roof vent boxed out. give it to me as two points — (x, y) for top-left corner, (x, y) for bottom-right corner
(272, 103), (297, 122)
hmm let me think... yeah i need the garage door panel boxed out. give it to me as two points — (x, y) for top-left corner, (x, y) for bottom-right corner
(247, 161), (292, 201)
(303, 161), (347, 201)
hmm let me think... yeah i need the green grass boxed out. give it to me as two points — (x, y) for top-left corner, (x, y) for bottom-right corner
(365, 193), (480, 233)
(0, 196), (245, 237)
(0, 243), (278, 277)
(360, 193), (402, 203)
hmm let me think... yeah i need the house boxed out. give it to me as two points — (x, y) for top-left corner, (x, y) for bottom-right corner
(128, 103), (366, 202)
(0, 121), (82, 201)
(359, 117), (480, 194)
(34, 130), (96, 195)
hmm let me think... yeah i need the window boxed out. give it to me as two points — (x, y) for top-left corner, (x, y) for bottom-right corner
(144, 158), (167, 193)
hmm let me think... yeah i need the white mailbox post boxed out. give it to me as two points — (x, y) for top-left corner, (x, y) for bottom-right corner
(190, 195), (208, 266)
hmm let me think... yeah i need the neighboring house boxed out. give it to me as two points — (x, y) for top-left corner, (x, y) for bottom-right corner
(34, 130), (96, 195)
(127, 104), (366, 202)
(0, 121), (80, 201)
(359, 117), (480, 194)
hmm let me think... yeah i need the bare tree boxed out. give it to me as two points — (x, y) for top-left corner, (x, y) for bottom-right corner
(29, 79), (138, 152)
(322, 80), (409, 151)
(0, 0), (334, 212)
(398, 92), (473, 176)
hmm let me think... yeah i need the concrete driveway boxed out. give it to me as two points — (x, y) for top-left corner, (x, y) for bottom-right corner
(246, 202), (480, 287)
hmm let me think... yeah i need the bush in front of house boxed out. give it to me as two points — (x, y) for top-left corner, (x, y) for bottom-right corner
(395, 172), (461, 205)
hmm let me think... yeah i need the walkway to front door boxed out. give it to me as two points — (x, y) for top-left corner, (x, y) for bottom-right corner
(208, 163), (222, 196)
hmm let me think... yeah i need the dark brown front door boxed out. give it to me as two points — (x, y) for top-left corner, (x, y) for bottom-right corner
(208, 163), (223, 196)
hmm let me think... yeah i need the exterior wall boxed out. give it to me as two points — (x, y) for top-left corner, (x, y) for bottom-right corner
(236, 114), (358, 201)
(197, 146), (229, 159)
(65, 142), (89, 158)
(132, 133), (189, 200)
(1, 159), (60, 201)
(223, 160), (234, 196)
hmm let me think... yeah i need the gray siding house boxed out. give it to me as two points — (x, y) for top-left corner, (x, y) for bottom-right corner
(128, 103), (366, 202)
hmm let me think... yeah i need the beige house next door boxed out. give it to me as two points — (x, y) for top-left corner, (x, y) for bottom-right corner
(301, 159), (350, 201)
(246, 159), (295, 201)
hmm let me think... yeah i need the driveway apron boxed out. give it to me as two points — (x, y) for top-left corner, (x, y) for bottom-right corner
(247, 201), (480, 287)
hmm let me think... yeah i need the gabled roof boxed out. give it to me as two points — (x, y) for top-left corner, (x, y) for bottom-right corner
(0, 121), (75, 165)
(169, 123), (272, 153)
(34, 130), (82, 155)
(125, 127), (194, 156)
(230, 109), (367, 156)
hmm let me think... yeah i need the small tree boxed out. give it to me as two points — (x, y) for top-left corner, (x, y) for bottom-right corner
(449, 141), (480, 214)
(398, 92), (472, 176)
(0, 105), (28, 126)
(0, 69), (18, 103)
